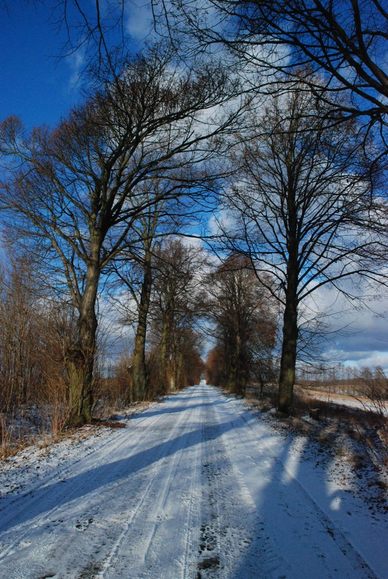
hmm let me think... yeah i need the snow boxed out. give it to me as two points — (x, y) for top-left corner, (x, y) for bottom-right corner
(304, 390), (388, 417)
(0, 385), (386, 578)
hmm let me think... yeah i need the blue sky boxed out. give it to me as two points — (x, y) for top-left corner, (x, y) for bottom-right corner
(0, 1), (151, 128)
(0, 3), (85, 128)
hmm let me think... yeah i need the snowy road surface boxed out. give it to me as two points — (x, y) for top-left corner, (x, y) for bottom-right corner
(0, 385), (386, 578)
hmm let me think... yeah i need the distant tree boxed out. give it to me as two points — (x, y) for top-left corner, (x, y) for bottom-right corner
(109, 194), (163, 402)
(206, 253), (277, 396)
(205, 346), (225, 387)
(0, 49), (236, 424)
(149, 239), (205, 393)
(110, 183), (184, 401)
(174, 327), (205, 387)
(0, 255), (40, 412)
(221, 88), (386, 412)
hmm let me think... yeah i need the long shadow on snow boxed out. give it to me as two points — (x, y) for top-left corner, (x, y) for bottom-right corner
(229, 421), (370, 579)
(0, 409), (255, 535)
(130, 400), (228, 420)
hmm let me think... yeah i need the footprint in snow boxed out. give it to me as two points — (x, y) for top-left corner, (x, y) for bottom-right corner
(75, 517), (94, 531)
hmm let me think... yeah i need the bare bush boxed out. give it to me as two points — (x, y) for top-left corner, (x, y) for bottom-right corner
(355, 367), (388, 418)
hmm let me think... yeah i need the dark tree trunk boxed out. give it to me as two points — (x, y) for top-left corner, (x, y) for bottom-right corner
(66, 257), (99, 426)
(229, 333), (244, 395)
(159, 318), (170, 394)
(132, 255), (152, 401)
(278, 168), (300, 414)
(278, 259), (299, 414)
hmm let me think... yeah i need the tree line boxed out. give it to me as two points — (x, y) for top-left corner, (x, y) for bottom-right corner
(0, 1), (386, 431)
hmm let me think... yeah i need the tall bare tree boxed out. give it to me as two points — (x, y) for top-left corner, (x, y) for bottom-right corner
(206, 253), (277, 395)
(113, 209), (160, 403)
(221, 88), (386, 412)
(110, 183), (178, 401)
(0, 48), (238, 424)
(149, 238), (205, 393)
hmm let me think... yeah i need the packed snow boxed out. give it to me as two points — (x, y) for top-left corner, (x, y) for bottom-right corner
(0, 385), (386, 578)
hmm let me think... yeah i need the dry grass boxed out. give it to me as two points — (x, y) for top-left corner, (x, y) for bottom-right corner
(0, 398), (145, 461)
(91, 419), (127, 429)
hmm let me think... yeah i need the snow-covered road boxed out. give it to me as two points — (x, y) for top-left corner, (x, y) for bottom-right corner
(0, 385), (386, 578)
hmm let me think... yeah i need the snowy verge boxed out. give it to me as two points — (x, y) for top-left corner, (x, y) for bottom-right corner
(241, 393), (388, 515)
(0, 400), (155, 499)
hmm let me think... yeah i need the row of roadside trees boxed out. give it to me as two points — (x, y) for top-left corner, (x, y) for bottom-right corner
(0, 0), (386, 428)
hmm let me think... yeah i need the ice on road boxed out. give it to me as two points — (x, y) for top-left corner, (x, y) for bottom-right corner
(0, 385), (386, 578)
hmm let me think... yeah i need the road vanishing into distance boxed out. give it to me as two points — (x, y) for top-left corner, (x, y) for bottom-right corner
(0, 385), (386, 578)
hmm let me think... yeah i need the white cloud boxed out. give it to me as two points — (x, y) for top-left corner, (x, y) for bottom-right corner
(325, 349), (388, 371)
(179, 235), (204, 251)
(208, 207), (237, 237)
(67, 46), (86, 90)
(303, 283), (388, 371)
(125, 0), (153, 42)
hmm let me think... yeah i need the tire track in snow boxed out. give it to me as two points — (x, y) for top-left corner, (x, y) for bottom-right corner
(136, 398), (203, 579)
(96, 394), (192, 579)
(134, 402), (202, 579)
(0, 394), (188, 569)
(99, 388), (204, 579)
(197, 387), (286, 579)
(197, 395), (223, 575)
(181, 402), (202, 579)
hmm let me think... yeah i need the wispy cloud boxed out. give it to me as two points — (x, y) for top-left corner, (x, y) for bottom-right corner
(67, 46), (86, 90)
(125, 0), (153, 42)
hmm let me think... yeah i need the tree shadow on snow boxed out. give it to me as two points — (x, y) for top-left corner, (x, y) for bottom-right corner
(228, 417), (379, 579)
(0, 408), (248, 535)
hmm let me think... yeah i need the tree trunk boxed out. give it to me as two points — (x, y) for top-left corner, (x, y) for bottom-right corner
(278, 264), (298, 414)
(66, 259), (99, 426)
(132, 255), (152, 401)
(278, 169), (300, 414)
(167, 337), (176, 391)
(159, 319), (170, 394)
(229, 336), (240, 395)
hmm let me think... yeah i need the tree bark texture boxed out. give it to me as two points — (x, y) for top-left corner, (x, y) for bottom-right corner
(66, 259), (99, 425)
(132, 256), (153, 401)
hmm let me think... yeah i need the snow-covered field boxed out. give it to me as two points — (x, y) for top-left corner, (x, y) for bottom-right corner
(0, 385), (386, 578)
(303, 388), (388, 416)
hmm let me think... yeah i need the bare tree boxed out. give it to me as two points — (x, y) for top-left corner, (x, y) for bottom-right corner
(111, 184), (207, 401)
(0, 250), (79, 432)
(221, 88), (387, 413)
(109, 182), (181, 401)
(0, 255), (40, 413)
(0, 48), (237, 424)
(149, 238), (205, 393)
(112, 212), (159, 403)
(206, 253), (277, 395)
(59, 0), (130, 75)
(155, 0), (387, 139)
